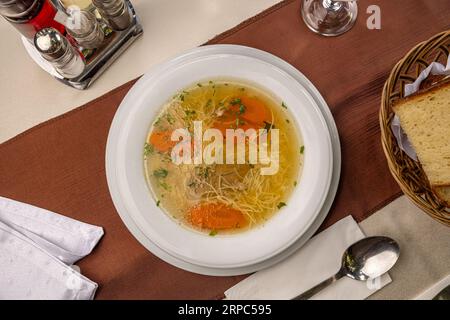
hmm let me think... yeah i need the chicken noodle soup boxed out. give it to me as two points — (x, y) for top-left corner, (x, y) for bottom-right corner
(144, 80), (303, 234)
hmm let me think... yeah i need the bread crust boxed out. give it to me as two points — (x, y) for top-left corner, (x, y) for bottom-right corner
(392, 77), (450, 208)
(392, 78), (450, 112)
(432, 186), (450, 207)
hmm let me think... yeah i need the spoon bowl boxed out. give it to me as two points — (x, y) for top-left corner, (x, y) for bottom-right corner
(341, 236), (400, 281)
(294, 236), (400, 299)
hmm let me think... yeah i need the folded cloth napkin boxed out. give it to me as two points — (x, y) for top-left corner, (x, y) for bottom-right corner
(225, 216), (392, 300)
(0, 196), (103, 300)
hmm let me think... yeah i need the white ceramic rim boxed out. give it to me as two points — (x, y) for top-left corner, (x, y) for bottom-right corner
(106, 45), (339, 271)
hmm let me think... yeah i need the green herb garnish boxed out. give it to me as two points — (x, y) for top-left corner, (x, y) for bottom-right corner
(195, 166), (210, 179)
(159, 181), (171, 191)
(300, 146), (305, 154)
(282, 102), (288, 109)
(166, 114), (175, 124)
(156, 200), (160, 207)
(286, 119), (290, 123)
(197, 83), (203, 87)
(230, 98), (242, 105)
(277, 202), (287, 209)
(294, 181), (297, 187)
(209, 230), (218, 236)
(239, 104), (246, 114)
(144, 143), (154, 158)
(154, 168), (168, 178)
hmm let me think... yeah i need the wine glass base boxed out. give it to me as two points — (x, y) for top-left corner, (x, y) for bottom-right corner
(302, 0), (358, 37)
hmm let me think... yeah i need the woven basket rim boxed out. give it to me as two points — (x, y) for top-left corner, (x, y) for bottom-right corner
(380, 30), (450, 226)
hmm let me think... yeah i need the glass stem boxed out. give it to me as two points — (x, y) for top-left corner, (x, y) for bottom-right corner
(323, 0), (343, 11)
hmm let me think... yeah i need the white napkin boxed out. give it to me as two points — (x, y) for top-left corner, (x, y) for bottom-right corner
(0, 196), (103, 300)
(225, 216), (392, 300)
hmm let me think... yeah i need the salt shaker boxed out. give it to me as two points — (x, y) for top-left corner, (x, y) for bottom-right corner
(66, 9), (104, 49)
(92, 0), (131, 31)
(34, 28), (85, 79)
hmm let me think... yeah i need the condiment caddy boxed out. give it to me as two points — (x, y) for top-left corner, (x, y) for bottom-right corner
(0, 0), (143, 89)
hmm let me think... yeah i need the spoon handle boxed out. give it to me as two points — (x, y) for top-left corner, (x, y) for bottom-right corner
(293, 270), (345, 300)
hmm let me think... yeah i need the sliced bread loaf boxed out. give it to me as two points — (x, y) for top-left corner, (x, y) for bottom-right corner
(393, 81), (450, 187)
(434, 186), (450, 207)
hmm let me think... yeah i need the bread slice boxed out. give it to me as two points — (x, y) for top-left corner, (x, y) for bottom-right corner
(434, 186), (450, 207)
(393, 81), (450, 187)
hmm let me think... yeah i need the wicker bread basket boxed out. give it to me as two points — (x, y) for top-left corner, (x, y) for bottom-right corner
(380, 30), (450, 226)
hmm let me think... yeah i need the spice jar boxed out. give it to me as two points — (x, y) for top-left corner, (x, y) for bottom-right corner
(0, 0), (66, 39)
(92, 0), (131, 31)
(34, 27), (85, 79)
(66, 9), (104, 49)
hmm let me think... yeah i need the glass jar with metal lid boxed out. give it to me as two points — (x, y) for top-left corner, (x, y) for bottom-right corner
(34, 27), (85, 79)
(65, 9), (104, 49)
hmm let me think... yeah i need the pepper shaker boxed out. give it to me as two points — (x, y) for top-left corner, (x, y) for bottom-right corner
(91, 0), (131, 31)
(34, 27), (85, 79)
(66, 9), (104, 49)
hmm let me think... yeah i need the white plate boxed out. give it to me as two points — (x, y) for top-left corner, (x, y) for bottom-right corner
(106, 45), (335, 270)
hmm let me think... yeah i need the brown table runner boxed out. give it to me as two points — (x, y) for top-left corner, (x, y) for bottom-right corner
(1, 0), (449, 299)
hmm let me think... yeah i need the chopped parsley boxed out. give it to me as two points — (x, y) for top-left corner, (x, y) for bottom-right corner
(300, 146), (305, 154)
(209, 230), (218, 236)
(159, 181), (171, 191)
(154, 168), (168, 178)
(294, 181), (297, 187)
(185, 109), (196, 117)
(239, 104), (246, 114)
(144, 143), (154, 158)
(277, 202), (287, 209)
(156, 200), (160, 207)
(197, 83), (203, 87)
(282, 101), (288, 109)
(230, 98), (242, 105)
(166, 113), (175, 124)
(195, 166), (210, 179)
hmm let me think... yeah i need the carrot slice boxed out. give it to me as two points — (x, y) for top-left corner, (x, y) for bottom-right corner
(149, 131), (177, 153)
(239, 96), (271, 126)
(189, 203), (248, 230)
(212, 96), (271, 135)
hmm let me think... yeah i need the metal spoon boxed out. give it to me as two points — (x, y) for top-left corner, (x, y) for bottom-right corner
(293, 236), (400, 300)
